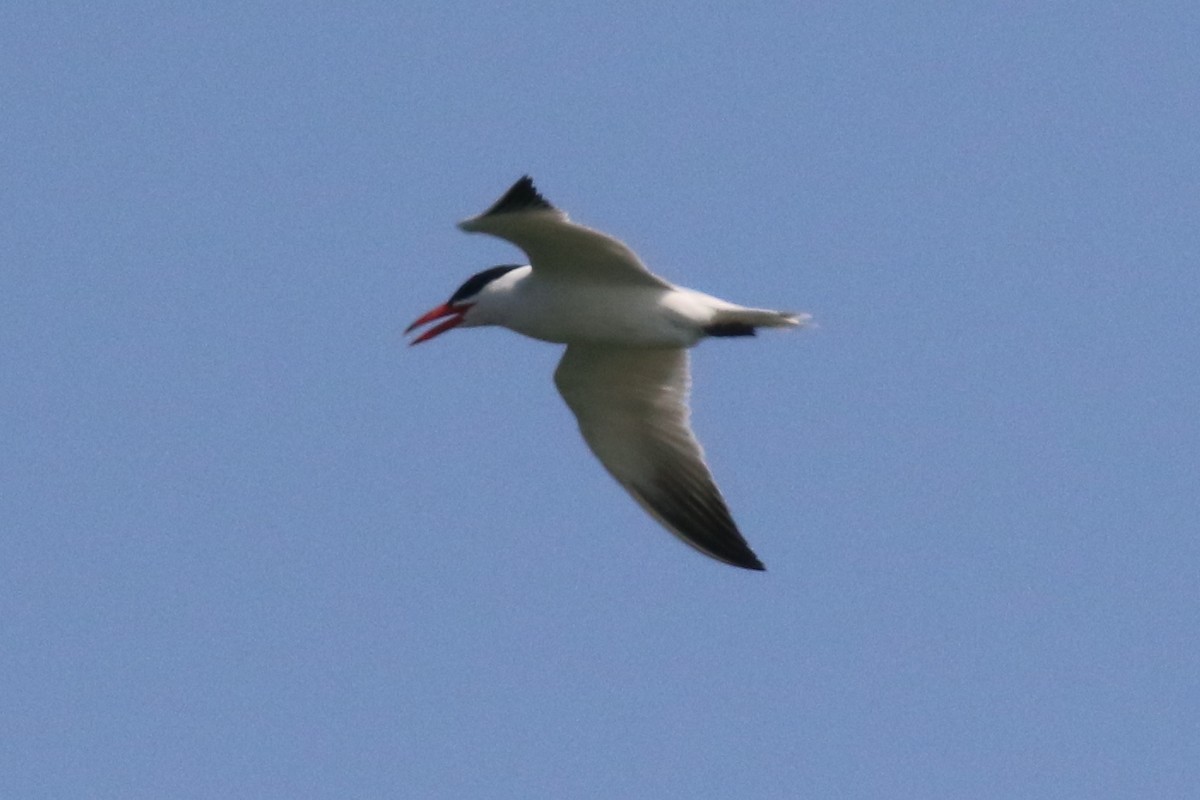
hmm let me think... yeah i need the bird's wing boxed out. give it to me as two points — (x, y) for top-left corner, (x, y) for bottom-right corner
(458, 176), (672, 290)
(554, 344), (765, 570)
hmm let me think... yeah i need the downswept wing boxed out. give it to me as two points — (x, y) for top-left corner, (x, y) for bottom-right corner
(458, 176), (671, 290)
(554, 345), (765, 570)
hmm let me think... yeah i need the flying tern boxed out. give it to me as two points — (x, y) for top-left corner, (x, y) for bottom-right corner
(407, 177), (808, 570)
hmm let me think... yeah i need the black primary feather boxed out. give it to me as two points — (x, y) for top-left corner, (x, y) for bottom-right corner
(478, 175), (556, 217)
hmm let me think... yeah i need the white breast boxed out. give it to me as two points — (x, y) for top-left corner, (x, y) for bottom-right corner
(469, 267), (711, 348)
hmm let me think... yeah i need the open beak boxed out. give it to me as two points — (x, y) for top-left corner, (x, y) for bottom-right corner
(405, 303), (468, 345)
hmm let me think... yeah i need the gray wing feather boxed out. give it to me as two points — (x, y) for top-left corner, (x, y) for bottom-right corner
(459, 177), (672, 290)
(553, 345), (765, 570)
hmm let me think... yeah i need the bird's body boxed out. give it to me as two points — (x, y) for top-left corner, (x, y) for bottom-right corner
(460, 266), (776, 348)
(408, 177), (808, 570)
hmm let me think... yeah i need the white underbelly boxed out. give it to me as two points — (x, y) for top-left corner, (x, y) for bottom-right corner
(505, 283), (703, 348)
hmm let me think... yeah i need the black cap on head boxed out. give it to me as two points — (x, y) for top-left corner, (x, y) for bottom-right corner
(448, 264), (522, 305)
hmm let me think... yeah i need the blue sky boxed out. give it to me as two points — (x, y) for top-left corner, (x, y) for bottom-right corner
(3, 4), (1198, 798)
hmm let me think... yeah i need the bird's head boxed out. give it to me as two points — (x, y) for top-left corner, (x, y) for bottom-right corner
(405, 264), (523, 345)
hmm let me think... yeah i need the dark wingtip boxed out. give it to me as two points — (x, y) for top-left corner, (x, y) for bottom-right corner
(726, 547), (766, 571)
(480, 175), (556, 217)
(636, 472), (768, 572)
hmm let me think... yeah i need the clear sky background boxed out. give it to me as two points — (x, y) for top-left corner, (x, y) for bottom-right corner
(3, 4), (1198, 798)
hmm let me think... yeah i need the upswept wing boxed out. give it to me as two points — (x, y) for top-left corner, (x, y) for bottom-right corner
(459, 176), (672, 290)
(553, 344), (765, 570)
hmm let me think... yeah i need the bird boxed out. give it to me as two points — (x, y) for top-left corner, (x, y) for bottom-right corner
(406, 176), (808, 570)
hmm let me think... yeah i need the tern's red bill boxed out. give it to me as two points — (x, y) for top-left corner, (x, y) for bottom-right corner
(406, 303), (467, 345)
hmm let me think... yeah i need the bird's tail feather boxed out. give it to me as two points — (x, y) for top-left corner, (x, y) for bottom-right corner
(712, 308), (811, 330)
